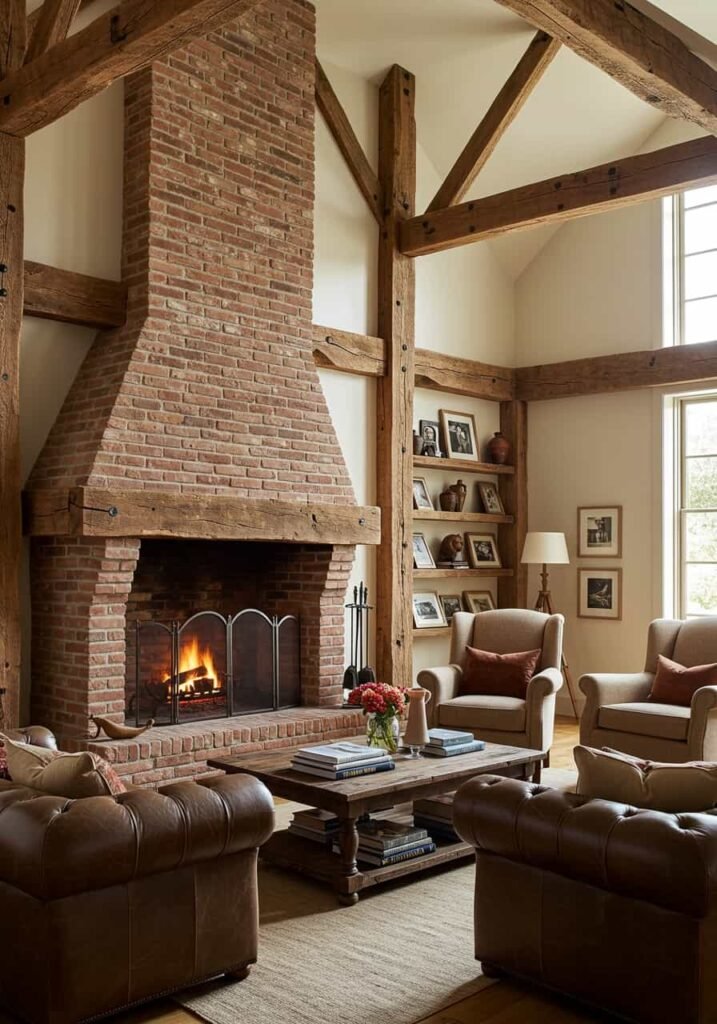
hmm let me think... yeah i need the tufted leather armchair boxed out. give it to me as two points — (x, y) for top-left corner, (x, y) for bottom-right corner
(454, 774), (717, 1024)
(580, 616), (717, 762)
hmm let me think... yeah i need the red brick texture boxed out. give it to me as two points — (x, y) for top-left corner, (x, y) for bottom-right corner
(29, 0), (354, 503)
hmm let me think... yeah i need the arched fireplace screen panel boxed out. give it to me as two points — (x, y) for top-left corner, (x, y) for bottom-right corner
(130, 610), (301, 725)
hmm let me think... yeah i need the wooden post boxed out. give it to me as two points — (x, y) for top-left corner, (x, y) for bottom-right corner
(497, 400), (528, 610)
(0, 0), (26, 728)
(375, 65), (416, 686)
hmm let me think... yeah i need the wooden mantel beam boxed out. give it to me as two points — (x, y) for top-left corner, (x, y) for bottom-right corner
(401, 136), (717, 257)
(23, 488), (382, 545)
(493, 0), (717, 137)
(23, 260), (127, 329)
(427, 31), (560, 212)
(0, 0), (262, 137)
(315, 59), (383, 224)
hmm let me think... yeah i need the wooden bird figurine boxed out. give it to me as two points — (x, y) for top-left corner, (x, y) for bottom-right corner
(91, 716), (154, 740)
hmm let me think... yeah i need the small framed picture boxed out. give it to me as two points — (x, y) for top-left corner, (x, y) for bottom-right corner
(478, 482), (505, 516)
(412, 533), (435, 569)
(439, 409), (479, 462)
(578, 568), (622, 620)
(578, 506), (622, 558)
(419, 420), (442, 458)
(412, 477), (434, 511)
(465, 532), (502, 569)
(463, 590), (496, 613)
(439, 594), (463, 623)
(412, 592), (447, 629)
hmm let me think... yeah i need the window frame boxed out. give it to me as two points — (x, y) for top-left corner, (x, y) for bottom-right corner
(675, 392), (717, 619)
(673, 190), (717, 347)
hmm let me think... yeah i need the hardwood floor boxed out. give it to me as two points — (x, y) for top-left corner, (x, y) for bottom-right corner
(120, 718), (594, 1024)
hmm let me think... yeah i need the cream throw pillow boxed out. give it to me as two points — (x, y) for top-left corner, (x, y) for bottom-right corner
(574, 744), (717, 813)
(1, 735), (110, 798)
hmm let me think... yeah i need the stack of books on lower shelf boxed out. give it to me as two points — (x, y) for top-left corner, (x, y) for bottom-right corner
(287, 808), (339, 845)
(333, 818), (436, 867)
(413, 793), (459, 843)
(423, 728), (486, 757)
(290, 741), (395, 780)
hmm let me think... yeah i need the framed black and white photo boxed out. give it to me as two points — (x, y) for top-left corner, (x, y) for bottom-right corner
(439, 409), (479, 462)
(412, 592), (446, 629)
(478, 481), (505, 516)
(465, 532), (502, 569)
(418, 420), (442, 458)
(412, 533), (435, 569)
(578, 506), (622, 558)
(578, 568), (622, 620)
(412, 477), (433, 511)
(463, 590), (496, 613)
(439, 594), (463, 623)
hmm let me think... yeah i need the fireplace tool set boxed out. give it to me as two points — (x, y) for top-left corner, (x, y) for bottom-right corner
(343, 582), (375, 700)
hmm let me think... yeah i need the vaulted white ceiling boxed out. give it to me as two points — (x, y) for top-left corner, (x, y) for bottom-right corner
(315, 0), (717, 279)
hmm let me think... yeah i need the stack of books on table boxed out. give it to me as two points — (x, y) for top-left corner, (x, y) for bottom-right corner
(290, 742), (395, 780)
(288, 808), (339, 845)
(423, 728), (486, 757)
(414, 793), (459, 843)
(332, 818), (436, 867)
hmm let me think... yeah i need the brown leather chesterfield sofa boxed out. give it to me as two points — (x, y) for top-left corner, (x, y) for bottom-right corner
(0, 734), (274, 1024)
(454, 775), (717, 1024)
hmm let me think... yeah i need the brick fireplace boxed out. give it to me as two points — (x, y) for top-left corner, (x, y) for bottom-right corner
(24, 0), (377, 783)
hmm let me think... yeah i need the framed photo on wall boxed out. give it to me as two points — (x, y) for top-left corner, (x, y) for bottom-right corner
(412, 477), (434, 510)
(439, 594), (463, 623)
(577, 568), (622, 620)
(463, 590), (496, 613)
(418, 420), (442, 458)
(412, 533), (435, 569)
(412, 593), (447, 629)
(439, 410), (479, 462)
(577, 506), (622, 558)
(465, 532), (502, 569)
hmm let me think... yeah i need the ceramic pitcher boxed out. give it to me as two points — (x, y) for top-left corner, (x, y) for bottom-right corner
(403, 687), (432, 753)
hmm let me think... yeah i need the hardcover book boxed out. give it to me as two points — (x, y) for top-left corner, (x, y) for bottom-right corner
(294, 742), (385, 764)
(426, 729), (475, 746)
(290, 760), (396, 780)
(356, 819), (429, 851)
(423, 739), (485, 757)
(351, 840), (437, 867)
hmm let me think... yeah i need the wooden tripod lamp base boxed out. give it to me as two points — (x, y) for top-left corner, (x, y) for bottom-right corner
(521, 535), (580, 720)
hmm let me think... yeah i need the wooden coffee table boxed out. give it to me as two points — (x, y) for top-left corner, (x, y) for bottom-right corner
(209, 740), (542, 905)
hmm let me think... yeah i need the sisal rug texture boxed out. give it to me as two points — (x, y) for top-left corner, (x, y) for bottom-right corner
(179, 862), (489, 1024)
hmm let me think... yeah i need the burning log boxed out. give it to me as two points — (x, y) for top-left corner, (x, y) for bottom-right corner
(164, 665), (208, 687)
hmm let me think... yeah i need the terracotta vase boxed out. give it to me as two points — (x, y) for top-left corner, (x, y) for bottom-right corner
(439, 487), (458, 512)
(450, 479), (467, 511)
(403, 688), (432, 754)
(487, 431), (511, 465)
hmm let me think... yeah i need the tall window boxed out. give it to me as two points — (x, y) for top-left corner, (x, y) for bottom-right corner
(676, 394), (717, 618)
(674, 185), (717, 346)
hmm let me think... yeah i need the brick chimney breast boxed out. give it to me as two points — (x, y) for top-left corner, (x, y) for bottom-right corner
(29, 0), (355, 506)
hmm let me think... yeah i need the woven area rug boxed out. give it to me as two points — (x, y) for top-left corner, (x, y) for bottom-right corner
(178, 861), (490, 1024)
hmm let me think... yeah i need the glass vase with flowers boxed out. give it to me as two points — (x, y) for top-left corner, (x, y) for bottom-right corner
(347, 682), (409, 753)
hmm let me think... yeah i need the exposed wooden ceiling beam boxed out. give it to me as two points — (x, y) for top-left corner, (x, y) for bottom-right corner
(312, 324), (386, 378)
(427, 31), (560, 213)
(25, 0), (82, 62)
(23, 260), (127, 329)
(415, 348), (514, 402)
(515, 339), (717, 401)
(492, 0), (717, 136)
(26, 0), (94, 37)
(0, 0), (262, 137)
(315, 59), (383, 224)
(401, 135), (717, 257)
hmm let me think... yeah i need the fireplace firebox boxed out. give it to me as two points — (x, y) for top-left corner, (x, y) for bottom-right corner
(128, 609), (300, 725)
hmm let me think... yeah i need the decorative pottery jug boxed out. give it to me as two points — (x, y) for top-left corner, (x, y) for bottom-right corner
(403, 688), (432, 756)
(439, 487), (458, 512)
(449, 479), (467, 511)
(413, 431), (425, 455)
(487, 431), (511, 465)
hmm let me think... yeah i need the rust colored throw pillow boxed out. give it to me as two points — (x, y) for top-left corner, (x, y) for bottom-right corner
(460, 646), (542, 699)
(648, 654), (717, 707)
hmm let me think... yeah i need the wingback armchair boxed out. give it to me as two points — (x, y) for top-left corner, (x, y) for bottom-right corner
(417, 609), (564, 772)
(580, 616), (717, 763)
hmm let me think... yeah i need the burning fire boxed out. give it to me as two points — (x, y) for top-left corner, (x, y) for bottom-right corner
(166, 636), (222, 694)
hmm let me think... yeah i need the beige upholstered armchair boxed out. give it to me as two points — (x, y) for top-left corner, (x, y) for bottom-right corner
(417, 609), (564, 773)
(580, 617), (717, 763)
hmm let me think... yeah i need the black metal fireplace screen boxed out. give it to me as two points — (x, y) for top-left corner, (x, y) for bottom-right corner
(127, 610), (300, 725)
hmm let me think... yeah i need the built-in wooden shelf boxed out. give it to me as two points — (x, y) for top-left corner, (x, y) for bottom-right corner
(412, 510), (513, 524)
(413, 568), (513, 579)
(412, 626), (451, 638)
(413, 455), (514, 476)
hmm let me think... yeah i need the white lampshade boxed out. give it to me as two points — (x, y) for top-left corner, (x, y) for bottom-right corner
(521, 532), (569, 565)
